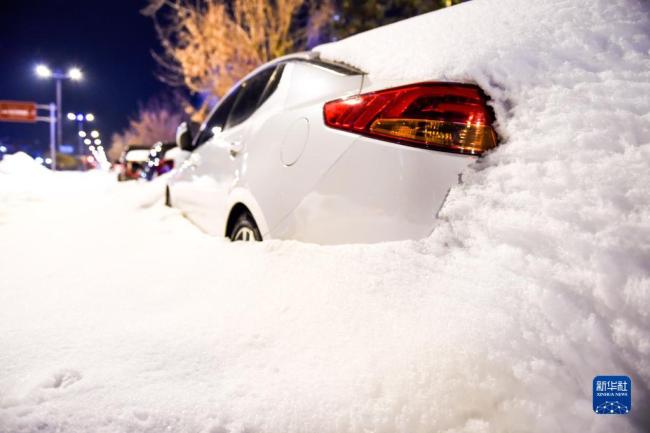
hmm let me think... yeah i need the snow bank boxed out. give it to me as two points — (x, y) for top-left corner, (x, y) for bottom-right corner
(318, 0), (650, 430)
(1, 0), (649, 432)
(0, 152), (49, 177)
(0, 153), (55, 211)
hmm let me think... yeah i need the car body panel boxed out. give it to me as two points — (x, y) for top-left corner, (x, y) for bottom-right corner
(241, 62), (363, 236)
(170, 121), (248, 236)
(168, 54), (482, 244)
(169, 60), (364, 238)
(270, 135), (475, 243)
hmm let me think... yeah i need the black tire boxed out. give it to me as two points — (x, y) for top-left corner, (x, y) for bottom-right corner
(164, 186), (171, 207)
(229, 212), (262, 242)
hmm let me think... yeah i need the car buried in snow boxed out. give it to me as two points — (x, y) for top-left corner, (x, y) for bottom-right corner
(116, 144), (152, 182)
(166, 51), (498, 244)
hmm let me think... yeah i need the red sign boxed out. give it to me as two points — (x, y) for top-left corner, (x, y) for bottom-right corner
(0, 101), (37, 123)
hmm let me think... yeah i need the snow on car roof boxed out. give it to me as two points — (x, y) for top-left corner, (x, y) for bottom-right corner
(124, 149), (151, 162)
(317, 0), (629, 83)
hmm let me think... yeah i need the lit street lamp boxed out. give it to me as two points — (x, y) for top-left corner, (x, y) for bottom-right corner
(68, 67), (83, 81)
(35, 65), (52, 78)
(67, 112), (95, 167)
(35, 64), (83, 170)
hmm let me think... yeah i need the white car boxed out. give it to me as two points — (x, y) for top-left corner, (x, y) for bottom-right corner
(167, 52), (497, 244)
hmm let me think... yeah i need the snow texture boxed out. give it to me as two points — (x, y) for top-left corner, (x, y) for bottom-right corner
(1, 0), (650, 432)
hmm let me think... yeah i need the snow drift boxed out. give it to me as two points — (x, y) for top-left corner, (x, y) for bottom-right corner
(319, 0), (650, 428)
(1, 0), (649, 432)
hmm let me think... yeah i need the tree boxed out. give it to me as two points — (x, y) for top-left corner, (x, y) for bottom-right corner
(144, 0), (334, 102)
(331, 0), (464, 40)
(108, 95), (183, 162)
(143, 0), (461, 121)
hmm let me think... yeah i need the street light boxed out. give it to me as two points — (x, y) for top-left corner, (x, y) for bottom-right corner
(68, 113), (95, 165)
(68, 67), (83, 81)
(35, 64), (52, 78)
(90, 130), (99, 138)
(84, 138), (91, 145)
(94, 139), (101, 145)
(35, 64), (84, 170)
(68, 112), (93, 123)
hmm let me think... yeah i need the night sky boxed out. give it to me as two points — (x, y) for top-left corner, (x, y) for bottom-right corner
(0, 0), (166, 156)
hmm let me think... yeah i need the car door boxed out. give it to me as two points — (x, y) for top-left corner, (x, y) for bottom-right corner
(169, 84), (241, 235)
(171, 65), (281, 236)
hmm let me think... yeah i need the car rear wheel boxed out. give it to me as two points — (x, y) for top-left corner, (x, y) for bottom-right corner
(230, 213), (262, 242)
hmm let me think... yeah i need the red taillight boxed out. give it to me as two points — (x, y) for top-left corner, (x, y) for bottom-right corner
(324, 82), (497, 155)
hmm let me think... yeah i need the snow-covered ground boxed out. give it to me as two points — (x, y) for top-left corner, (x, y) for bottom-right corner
(1, 0), (649, 432)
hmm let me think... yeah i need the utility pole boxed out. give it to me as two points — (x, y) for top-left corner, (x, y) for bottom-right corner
(49, 103), (56, 170)
(35, 64), (83, 170)
(56, 78), (63, 156)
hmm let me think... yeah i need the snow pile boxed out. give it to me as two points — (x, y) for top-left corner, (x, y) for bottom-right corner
(1, 1), (649, 432)
(0, 152), (119, 208)
(0, 153), (56, 213)
(0, 152), (49, 177)
(317, 0), (650, 429)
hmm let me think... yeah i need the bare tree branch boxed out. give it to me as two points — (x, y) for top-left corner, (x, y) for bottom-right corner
(144, 0), (334, 115)
(108, 94), (184, 162)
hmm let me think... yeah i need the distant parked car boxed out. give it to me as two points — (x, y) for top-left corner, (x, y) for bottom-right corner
(117, 144), (151, 181)
(167, 52), (498, 243)
(141, 141), (179, 181)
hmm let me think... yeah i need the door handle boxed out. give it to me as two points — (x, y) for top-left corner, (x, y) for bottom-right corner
(229, 141), (243, 157)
